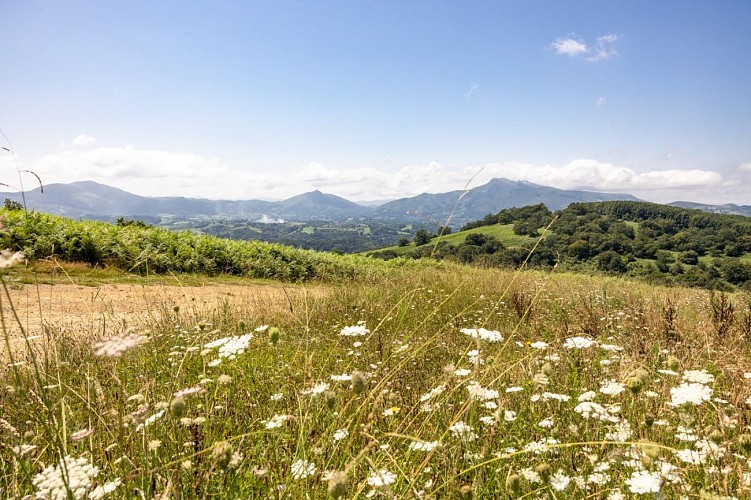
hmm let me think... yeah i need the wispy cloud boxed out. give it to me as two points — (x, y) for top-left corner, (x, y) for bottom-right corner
(596, 96), (607, 107)
(740, 162), (751, 172)
(550, 33), (619, 62)
(72, 134), (97, 147)
(465, 83), (479, 98)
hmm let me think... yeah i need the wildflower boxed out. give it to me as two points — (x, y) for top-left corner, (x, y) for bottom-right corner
(93, 332), (148, 357)
(449, 421), (478, 441)
(675, 449), (706, 464)
(409, 440), (440, 452)
(604, 420), (632, 442)
(301, 382), (330, 396)
(291, 459), (316, 480)
(70, 428), (94, 441)
(204, 333), (253, 360)
(549, 470), (571, 491)
(173, 386), (203, 398)
(530, 341), (549, 349)
(382, 406), (400, 417)
(519, 467), (542, 483)
(599, 380), (626, 396)
(460, 327), (503, 342)
(0, 250), (24, 269)
(270, 392), (283, 401)
(454, 368), (472, 377)
(479, 415), (495, 426)
(420, 384), (446, 402)
(505, 386), (523, 393)
(135, 409), (165, 432)
(12, 444), (37, 455)
(541, 392), (571, 402)
(255, 324), (269, 332)
(563, 336), (597, 349)
(625, 470), (662, 494)
(538, 417), (555, 428)
(33, 455), (99, 499)
(669, 382), (712, 406)
(504, 410), (517, 422)
(367, 468), (396, 487)
(340, 324), (370, 336)
(87, 478), (121, 499)
(148, 440), (162, 452)
(466, 381), (499, 401)
(263, 414), (289, 430)
(682, 369), (715, 384)
(467, 349), (483, 365)
(331, 374), (352, 382)
(333, 429), (349, 441)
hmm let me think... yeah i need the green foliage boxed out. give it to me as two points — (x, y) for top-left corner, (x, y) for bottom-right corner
(373, 200), (751, 291)
(413, 228), (434, 246)
(0, 209), (390, 282)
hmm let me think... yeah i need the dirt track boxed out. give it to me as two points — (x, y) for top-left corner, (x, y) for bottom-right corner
(1, 282), (322, 357)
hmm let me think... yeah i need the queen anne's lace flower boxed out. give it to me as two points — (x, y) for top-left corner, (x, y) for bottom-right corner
(367, 469), (397, 487)
(339, 323), (370, 336)
(93, 333), (148, 357)
(625, 470), (662, 494)
(460, 328), (503, 342)
(33, 455), (100, 499)
(563, 336), (597, 349)
(669, 382), (712, 406)
(290, 459), (316, 480)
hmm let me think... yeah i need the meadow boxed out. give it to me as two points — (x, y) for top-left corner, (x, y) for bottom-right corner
(3, 244), (751, 498)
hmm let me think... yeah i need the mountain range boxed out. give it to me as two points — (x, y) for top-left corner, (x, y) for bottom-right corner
(3, 178), (746, 225)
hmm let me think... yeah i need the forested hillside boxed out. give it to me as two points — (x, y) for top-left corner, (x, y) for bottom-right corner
(369, 201), (751, 291)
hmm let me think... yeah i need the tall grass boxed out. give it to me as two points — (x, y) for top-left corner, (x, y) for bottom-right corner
(2, 256), (751, 498)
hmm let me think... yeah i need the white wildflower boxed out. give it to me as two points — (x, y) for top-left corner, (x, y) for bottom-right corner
(563, 336), (597, 349)
(669, 382), (712, 406)
(93, 333), (148, 357)
(460, 327), (503, 342)
(625, 470), (662, 494)
(367, 469), (396, 488)
(290, 459), (316, 480)
(33, 455), (99, 499)
(340, 324), (370, 336)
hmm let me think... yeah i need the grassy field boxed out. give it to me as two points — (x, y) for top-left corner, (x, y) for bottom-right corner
(3, 252), (751, 498)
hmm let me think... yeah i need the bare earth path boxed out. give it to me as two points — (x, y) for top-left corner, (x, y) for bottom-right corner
(1, 282), (323, 358)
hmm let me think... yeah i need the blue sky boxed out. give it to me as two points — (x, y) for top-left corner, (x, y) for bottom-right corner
(1, 1), (750, 204)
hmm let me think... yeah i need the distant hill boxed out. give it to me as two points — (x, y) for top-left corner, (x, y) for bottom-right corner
(2, 178), (639, 224)
(374, 178), (640, 224)
(669, 201), (751, 217)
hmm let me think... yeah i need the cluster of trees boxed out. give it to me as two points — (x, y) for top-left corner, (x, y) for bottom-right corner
(160, 218), (415, 254)
(0, 208), (383, 282)
(371, 201), (751, 291)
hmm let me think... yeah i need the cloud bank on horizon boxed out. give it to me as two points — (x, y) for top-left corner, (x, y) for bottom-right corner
(1, 137), (745, 205)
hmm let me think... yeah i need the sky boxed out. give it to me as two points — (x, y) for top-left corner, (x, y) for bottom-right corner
(1, 1), (750, 204)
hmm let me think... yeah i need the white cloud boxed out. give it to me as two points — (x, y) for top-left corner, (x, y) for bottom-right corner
(72, 134), (97, 147)
(26, 144), (739, 204)
(740, 162), (751, 172)
(465, 83), (479, 98)
(588, 34), (619, 62)
(596, 96), (607, 107)
(551, 36), (588, 57)
(551, 33), (619, 62)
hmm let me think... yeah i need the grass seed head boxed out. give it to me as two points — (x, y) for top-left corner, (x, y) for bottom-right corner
(169, 397), (186, 418)
(352, 371), (366, 394)
(211, 441), (234, 470)
(326, 471), (348, 498)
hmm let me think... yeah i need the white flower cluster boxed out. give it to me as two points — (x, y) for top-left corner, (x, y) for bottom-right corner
(669, 382), (713, 406)
(465, 381), (499, 401)
(33, 455), (99, 499)
(0, 250), (25, 269)
(449, 421), (478, 441)
(563, 336), (598, 349)
(459, 327), (503, 342)
(93, 333), (148, 357)
(339, 323), (370, 336)
(204, 333), (254, 363)
(574, 401), (619, 423)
